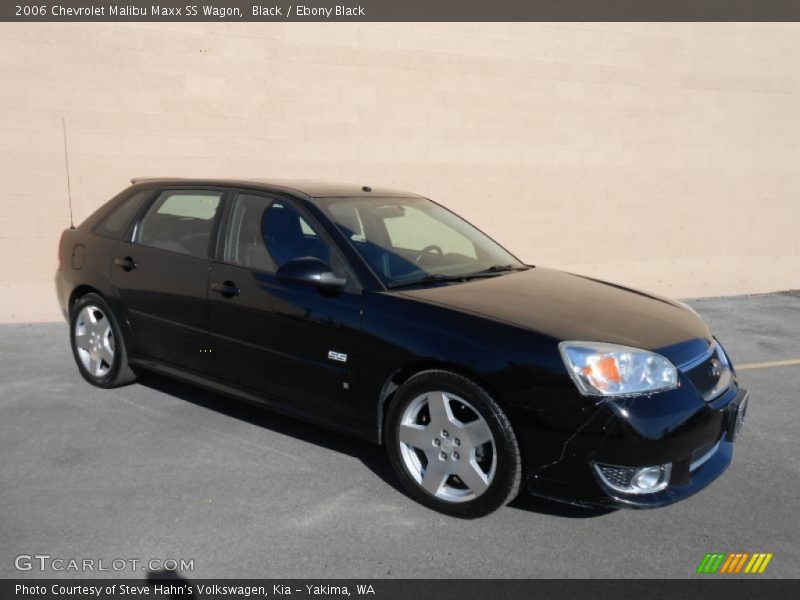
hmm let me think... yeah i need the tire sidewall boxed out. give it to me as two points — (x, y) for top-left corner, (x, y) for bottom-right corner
(69, 293), (126, 388)
(386, 370), (521, 518)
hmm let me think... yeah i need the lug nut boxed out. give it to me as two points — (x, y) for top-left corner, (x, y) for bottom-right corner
(433, 438), (441, 446)
(441, 430), (449, 438)
(454, 438), (460, 446)
(453, 452), (460, 460)
(439, 452), (447, 461)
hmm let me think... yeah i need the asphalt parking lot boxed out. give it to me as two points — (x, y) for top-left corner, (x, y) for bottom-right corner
(1, 293), (798, 579)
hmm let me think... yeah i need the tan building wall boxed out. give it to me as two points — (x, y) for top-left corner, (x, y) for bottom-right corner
(1, 22), (799, 322)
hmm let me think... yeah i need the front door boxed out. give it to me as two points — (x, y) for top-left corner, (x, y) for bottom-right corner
(207, 192), (362, 421)
(111, 188), (224, 373)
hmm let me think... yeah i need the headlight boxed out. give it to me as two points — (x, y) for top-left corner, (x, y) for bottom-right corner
(559, 341), (678, 397)
(715, 339), (732, 369)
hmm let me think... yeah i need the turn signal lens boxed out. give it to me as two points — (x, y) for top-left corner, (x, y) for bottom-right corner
(582, 355), (623, 390)
(559, 342), (678, 397)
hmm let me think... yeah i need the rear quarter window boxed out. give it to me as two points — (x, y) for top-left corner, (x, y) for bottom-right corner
(93, 190), (150, 239)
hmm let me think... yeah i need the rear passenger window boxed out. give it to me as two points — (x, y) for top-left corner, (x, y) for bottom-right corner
(93, 190), (149, 239)
(137, 190), (222, 258)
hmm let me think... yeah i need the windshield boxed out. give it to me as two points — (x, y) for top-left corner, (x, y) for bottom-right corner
(319, 197), (526, 287)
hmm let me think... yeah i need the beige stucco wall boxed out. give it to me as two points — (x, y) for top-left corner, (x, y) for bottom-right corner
(1, 22), (798, 322)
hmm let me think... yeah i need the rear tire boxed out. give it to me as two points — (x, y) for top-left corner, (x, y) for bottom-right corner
(385, 370), (521, 518)
(70, 293), (137, 388)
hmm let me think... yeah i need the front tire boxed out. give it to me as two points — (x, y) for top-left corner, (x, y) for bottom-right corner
(70, 293), (137, 388)
(385, 370), (521, 518)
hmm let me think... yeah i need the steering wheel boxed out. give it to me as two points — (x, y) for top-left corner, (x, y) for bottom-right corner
(414, 244), (444, 264)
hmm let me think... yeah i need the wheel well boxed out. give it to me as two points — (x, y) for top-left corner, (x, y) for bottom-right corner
(377, 360), (505, 444)
(68, 285), (137, 358)
(68, 285), (101, 316)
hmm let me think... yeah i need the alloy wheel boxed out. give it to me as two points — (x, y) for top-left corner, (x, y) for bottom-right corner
(398, 391), (497, 502)
(74, 305), (115, 378)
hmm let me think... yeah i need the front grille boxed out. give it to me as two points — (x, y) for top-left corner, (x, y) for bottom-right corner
(595, 465), (636, 489)
(683, 344), (731, 401)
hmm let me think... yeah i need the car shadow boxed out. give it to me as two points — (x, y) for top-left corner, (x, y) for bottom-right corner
(137, 371), (614, 519)
(136, 371), (406, 496)
(509, 493), (616, 518)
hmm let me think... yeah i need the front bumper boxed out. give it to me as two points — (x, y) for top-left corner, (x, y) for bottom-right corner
(521, 382), (748, 509)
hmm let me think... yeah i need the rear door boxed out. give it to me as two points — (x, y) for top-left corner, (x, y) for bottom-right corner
(111, 188), (225, 373)
(207, 191), (363, 420)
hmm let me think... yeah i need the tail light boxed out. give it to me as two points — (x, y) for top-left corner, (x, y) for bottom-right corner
(57, 231), (65, 270)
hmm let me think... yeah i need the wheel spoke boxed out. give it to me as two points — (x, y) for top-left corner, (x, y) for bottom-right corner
(420, 456), (448, 495)
(88, 357), (102, 376)
(457, 459), (490, 495)
(99, 343), (114, 367)
(460, 418), (493, 449)
(92, 318), (107, 337)
(74, 330), (90, 349)
(80, 306), (98, 325)
(398, 424), (431, 450)
(426, 391), (454, 428)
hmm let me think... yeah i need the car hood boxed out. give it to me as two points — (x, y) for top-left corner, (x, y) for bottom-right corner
(397, 267), (712, 359)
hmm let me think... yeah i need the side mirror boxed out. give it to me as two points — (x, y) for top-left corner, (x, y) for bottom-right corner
(276, 257), (346, 291)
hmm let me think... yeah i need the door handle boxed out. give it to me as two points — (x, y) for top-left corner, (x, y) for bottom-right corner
(114, 256), (137, 271)
(211, 281), (240, 298)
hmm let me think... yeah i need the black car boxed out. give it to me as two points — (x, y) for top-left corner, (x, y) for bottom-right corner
(56, 179), (748, 517)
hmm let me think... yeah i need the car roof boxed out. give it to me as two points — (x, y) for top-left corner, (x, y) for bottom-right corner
(129, 177), (422, 199)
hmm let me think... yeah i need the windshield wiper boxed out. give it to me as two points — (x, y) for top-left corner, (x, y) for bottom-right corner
(387, 265), (529, 289)
(386, 273), (473, 289)
(465, 264), (529, 277)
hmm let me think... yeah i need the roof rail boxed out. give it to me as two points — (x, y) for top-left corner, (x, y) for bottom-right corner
(130, 176), (185, 184)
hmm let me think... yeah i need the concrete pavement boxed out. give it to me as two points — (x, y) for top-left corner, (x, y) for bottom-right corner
(1, 293), (798, 578)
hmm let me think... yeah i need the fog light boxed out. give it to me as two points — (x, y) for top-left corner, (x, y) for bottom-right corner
(631, 466), (667, 491)
(595, 462), (671, 494)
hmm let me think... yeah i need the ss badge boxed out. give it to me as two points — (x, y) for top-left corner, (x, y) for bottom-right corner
(328, 350), (348, 363)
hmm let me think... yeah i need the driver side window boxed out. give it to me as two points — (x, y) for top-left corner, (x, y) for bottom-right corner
(223, 194), (340, 273)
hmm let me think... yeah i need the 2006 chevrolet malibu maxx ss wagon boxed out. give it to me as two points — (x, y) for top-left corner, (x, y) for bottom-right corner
(56, 179), (749, 517)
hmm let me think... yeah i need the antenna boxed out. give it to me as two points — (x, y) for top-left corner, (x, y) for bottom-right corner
(61, 117), (75, 228)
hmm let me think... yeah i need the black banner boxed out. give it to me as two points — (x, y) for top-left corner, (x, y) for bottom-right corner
(3, 579), (800, 600)
(4, 0), (800, 22)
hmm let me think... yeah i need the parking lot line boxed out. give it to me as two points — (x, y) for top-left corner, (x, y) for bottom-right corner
(736, 358), (800, 371)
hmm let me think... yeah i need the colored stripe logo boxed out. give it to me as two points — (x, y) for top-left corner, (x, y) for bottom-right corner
(696, 552), (773, 574)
